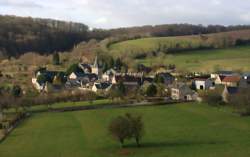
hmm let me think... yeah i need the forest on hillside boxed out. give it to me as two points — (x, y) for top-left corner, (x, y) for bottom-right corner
(1, 15), (250, 59)
(0, 15), (90, 58)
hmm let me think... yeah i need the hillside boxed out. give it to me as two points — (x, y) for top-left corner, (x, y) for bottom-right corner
(138, 46), (250, 72)
(2, 15), (250, 59)
(109, 29), (250, 57)
(0, 15), (89, 58)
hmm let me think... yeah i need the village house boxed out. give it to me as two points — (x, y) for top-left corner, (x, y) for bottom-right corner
(221, 75), (241, 87)
(156, 72), (176, 85)
(32, 69), (65, 92)
(112, 74), (143, 87)
(92, 82), (112, 93)
(193, 77), (215, 90)
(211, 71), (236, 79)
(32, 78), (47, 92)
(171, 83), (197, 101)
(222, 86), (239, 103)
(102, 69), (116, 82)
(211, 71), (239, 84)
(68, 72), (98, 86)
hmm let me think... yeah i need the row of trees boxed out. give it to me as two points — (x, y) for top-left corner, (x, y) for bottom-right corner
(0, 15), (89, 57)
(2, 15), (250, 59)
(107, 24), (250, 38)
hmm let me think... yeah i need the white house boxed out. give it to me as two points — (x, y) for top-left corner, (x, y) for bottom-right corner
(102, 69), (116, 82)
(92, 82), (112, 93)
(32, 78), (47, 92)
(194, 78), (214, 90)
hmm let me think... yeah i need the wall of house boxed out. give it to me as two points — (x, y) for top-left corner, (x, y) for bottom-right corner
(221, 82), (238, 87)
(171, 88), (180, 100)
(195, 80), (213, 90)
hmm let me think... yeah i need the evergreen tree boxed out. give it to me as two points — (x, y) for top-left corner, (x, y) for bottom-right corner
(52, 52), (60, 65)
(146, 84), (157, 97)
(11, 85), (22, 97)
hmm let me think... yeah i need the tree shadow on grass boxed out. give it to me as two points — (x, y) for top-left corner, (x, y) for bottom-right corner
(124, 140), (227, 149)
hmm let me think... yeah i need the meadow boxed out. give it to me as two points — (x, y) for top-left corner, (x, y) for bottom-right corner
(109, 30), (250, 72)
(137, 46), (250, 72)
(1, 102), (250, 157)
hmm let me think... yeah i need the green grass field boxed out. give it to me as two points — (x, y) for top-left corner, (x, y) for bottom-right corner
(1, 103), (250, 157)
(109, 36), (203, 57)
(138, 46), (250, 72)
(109, 34), (250, 72)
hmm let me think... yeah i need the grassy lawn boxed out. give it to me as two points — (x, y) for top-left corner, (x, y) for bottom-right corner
(1, 103), (250, 157)
(138, 46), (250, 72)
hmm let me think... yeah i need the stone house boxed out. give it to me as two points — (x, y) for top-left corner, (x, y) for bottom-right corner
(171, 83), (197, 101)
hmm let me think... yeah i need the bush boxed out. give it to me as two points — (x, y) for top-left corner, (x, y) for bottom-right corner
(146, 84), (157, 97)
(109, 113), (144, 147)
(52, 53), (60, 65)
(200, 90), (222, 106)
(229, 89), (250, 116)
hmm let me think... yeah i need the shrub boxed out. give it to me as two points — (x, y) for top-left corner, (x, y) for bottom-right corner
(229, 89), (250, 116)
(109, 113), (144, 147)
(146, 84), (157, 97)
(200, 90), (222, 106)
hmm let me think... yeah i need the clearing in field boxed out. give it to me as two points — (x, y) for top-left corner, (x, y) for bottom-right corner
(1, 103), (250, 157)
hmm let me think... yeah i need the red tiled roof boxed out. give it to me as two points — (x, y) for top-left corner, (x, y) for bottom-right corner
(222, 76), (241, 83)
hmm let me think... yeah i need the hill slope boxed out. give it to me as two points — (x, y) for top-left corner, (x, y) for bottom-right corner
(0, 15), (89, 58)
(108, 30), (250, 72)
(109, 29), (250, 57)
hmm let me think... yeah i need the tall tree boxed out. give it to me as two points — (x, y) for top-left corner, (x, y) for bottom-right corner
(52, 52), (60, 65)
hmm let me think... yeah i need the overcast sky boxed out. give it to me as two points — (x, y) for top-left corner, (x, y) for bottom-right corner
(0, 0), (250, 28)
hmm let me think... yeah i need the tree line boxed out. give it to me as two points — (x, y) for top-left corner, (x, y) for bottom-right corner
(2, 15), (250, 58)
(0, 15), (89, 58)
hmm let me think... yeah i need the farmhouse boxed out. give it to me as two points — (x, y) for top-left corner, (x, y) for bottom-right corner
(222, 86), (239, 102)
(193, 77), (214, 90)
(92, 82), (112, 93)
(171, 83), (197, 101)
(32, 69), (65, 92)
(221, 76), (241, 87)
(156, 72), (176, 85)
(112, 74), (143, 87)
(212, 71), (239, 84)
(32, 78), (47, 92)
(102, 69), (116, 82)
(211, 71), (236, 79)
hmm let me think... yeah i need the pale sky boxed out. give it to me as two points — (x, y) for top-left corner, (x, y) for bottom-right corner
(0, 0), (250, 28)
